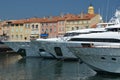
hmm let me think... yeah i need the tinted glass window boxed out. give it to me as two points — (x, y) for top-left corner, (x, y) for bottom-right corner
(69, 38), (120, 43)
(54, 47), (63, 56)
(106, 28), (120, 32)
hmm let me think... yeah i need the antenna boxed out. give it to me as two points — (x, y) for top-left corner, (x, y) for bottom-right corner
(105, 0), (109, 22)
(98, 8), (103, 22)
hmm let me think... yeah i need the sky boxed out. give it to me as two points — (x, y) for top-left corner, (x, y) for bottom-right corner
(0, 0), (120, 22)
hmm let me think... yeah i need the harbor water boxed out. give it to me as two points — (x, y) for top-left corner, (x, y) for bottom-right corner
(0, 53), (120, 80)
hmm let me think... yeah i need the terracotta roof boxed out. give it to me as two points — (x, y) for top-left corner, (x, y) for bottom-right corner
(63, 14), (76, 18)
(25, 18), (41, 23)
(10, 19), (26, 24)
(57, 17), (66, 21)
(7, 13), (97, 24)
(66, 14), (96, 21)
(41, 16), (58, 23)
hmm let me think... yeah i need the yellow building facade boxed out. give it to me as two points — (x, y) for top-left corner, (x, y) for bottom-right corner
(9, 20), (31, 41)
(7, 19), (41, 41)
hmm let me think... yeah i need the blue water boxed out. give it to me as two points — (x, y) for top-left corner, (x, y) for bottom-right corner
(0, 54), (120, 80)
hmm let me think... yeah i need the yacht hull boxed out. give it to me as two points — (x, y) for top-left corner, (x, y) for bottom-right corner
(3, 41), (53, 58)
(31, 40), (54, 58)
(67, 42), (120, 73)
(36, 40), (78, 60)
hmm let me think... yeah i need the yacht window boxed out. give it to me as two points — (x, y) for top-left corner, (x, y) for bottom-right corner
(106, 28), (120, 32)
(101, 57), (106, 60)
(63, 33), (80, 37)
(64, 31), (105, 37)
(81, 43), (94, 47)
(89, 31), (106, 33)
(39, 49), (45, 52)
(69, 38), (120, 43)
(54, 47), (63, 56)
(111, 58), (116, 61)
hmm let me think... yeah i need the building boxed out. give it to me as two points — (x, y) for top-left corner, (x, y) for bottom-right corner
(65, 5), (102, 32)
(40, 17), (58, 38)
(4, 18), (43, 41)
(57, 15), (67, 37)
(25, 18), (42, 40)
(8, 19), (31, 41)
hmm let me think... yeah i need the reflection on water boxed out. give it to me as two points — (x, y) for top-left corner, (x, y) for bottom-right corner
(0, 54), (120, 80)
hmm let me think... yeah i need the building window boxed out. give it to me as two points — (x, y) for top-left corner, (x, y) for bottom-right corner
(50, 23), (52, 26)
(20, 24), (23, 26)
(46, 29), (48, 33)
(11, 28), (14, 32)
(79, 21), (81, 24)
(46, 23), (48, 26)
(70, 22), (73, 24)
(50, 28), (52, 32)
(76, 27), (79, 30)
(11, 35), (14, 39)
(72, 27), (74, 30)
(16, 28), (18, 32)
(20, 28), (23, 32)
(86, 21), (88, 24)
(25, 24), (30, 28)
(20, 35), (22, 39)
(16, 35), (18, 39)
(62, 27), (64, 31)
(59, 27), (64, 31)
(28, 24), (30, 27)
(86, 26), (89, 28)
(66, 22), (69, 24)
(41, 23), (44, 26)
(42, 29), (44, 32)
(16, 24), (19, 26)
(32, 25), (34, 29)
(54, 27), (56, 32)
(53, 23), (56, 26)
(36, 25), (38, 29)
(88, 21), (91, 23)
(83, 21), (87, 24)
(74, 21), (77, 24)
(43, 23), (46, 26)
(61, 21), (64, 25)
(11, 24), (14, 26)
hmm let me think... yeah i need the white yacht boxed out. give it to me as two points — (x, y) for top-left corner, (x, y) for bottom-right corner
(35, 27), (106, 60)
(32, 30), (84, 60)
(2, 30), (87, 58)
(66, 23), (120, 73)
(3, 39), (62, 58)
